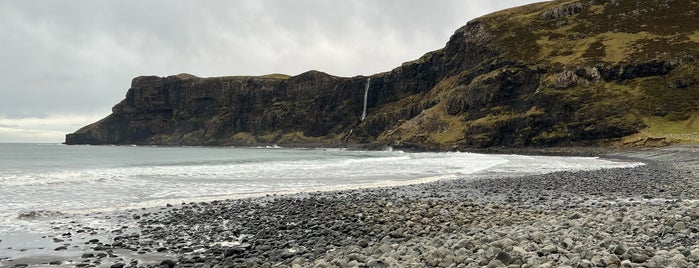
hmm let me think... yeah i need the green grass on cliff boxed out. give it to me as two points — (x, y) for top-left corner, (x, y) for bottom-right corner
(260, 73), (291, 79)
(643, 114), (699, 139)
(477, 0), (699, 66)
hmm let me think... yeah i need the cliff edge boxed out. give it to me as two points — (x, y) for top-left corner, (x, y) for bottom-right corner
(66, 0), (699, 149)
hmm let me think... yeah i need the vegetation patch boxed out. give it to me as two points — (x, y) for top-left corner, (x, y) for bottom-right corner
(600, 32), (653, 63)
(690, 31), (699, 42)
(537, 35), (598, 65)
(231, 132), (257, 144)
(426, 103), (467, 146)
(277, 131), (325, 144)
(260, 73), (291, 80)
(640, 114), (699, 141)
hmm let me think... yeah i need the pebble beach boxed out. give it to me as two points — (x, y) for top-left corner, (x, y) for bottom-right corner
(2, 145), (699, 268)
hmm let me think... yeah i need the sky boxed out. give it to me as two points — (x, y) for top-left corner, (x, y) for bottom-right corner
(0, 0), (543, 143)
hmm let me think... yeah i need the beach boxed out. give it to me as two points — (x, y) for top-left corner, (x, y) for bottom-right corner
(1, 145), (698, 268)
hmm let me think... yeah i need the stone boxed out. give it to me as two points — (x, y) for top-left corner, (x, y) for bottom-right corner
(591, 255), (606, 267)
(541, 245), (558, 255)
(620, 260), (633, 268)
(688, 209), (699, 219)
(577, 260), (593, 268)
(646, 255), (669, 268)
(568, 212), (582, 220)
(495, 251), (512, 265)
(347, 253), (366, 263)
(358, 240), (369, 248)
(631, 253), (650, 263)
(224, 247), (245, 257)
(366, 259), (389, 268)
(562, 238), (575, 249)
(612, 243), (628, 255)
(160, 260), (176, 268)
(491, 238), (515, 250)
(110, 264), (125, 268)
(674, 221), (687, 231)
(670, 256), (690, 267)
(487, 259), (504, 268)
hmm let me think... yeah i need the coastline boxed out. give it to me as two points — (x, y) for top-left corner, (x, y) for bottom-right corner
(1, 145), (698, 268)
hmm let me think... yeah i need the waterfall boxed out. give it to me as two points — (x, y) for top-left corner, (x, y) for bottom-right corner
(361, 78), (370, 122)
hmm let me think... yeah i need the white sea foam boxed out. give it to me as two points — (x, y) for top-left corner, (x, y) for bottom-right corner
(0, 144), (643, 233)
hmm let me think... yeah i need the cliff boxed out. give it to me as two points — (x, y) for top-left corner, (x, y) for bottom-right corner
(66, 0), (699, 149)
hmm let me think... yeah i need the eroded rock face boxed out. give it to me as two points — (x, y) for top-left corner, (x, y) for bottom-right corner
(66, 0), (699, 149)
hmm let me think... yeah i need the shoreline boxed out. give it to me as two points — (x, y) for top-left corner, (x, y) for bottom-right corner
(1, 146), (697, 268)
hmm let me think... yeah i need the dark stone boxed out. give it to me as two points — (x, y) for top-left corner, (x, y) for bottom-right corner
(358, 240), (369, 248)
(81, 253), (95, 258)
(160, 259), (176, 268)
(612, 243), (628, 255)
(367, 259), (389, 268)
(495, 251), (512, 265)
(631, 253), (650, 263)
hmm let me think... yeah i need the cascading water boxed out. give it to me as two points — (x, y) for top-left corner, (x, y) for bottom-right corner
(361, 78), (371, 122)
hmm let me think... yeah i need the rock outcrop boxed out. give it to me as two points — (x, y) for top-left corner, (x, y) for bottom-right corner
(66, 0), (699, 149)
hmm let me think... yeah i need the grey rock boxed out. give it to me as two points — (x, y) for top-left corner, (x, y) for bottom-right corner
(674, 221), (687, 231)
(160, 259), (176, 268)
(646, 255), (669, 268)
(492, 238), (514, 250)
(613, 243), (628, 255)
(495, 251), (512, 265)
(577, 260), (594, 268)
(631, 253), (650, 263)
(366, 259), (389, 268)
(562, 237), (575, 249)
(487, 259), (504, 268)
(541, 245), (558, 255)
(569, 212), (583, 220)
(347, 253), (366, 263)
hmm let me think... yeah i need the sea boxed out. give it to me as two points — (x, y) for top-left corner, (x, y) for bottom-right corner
(0, 143), (643, 263)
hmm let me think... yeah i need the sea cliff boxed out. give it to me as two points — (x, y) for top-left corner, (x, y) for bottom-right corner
(66, 0), (699, 149)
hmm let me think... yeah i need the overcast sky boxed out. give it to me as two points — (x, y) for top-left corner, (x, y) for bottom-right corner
(0, 0), (543, 143)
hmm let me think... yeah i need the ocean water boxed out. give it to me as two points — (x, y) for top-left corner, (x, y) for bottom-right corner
(0, 143), (642, 235)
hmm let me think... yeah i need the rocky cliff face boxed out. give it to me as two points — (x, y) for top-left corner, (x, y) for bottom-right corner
(66, 0), (699, 149)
